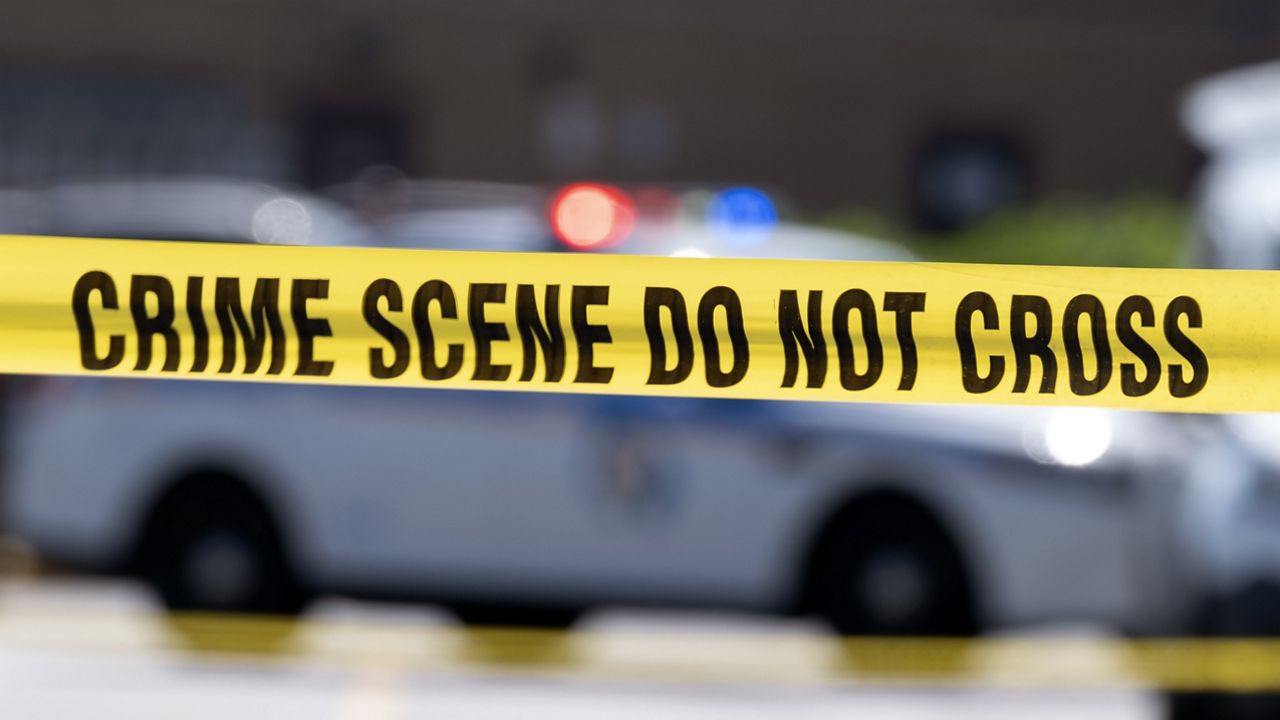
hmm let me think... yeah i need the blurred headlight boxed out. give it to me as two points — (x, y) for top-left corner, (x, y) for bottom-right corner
(1041, 407), (1113, 467)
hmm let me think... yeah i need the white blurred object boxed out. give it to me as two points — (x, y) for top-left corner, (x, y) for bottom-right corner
(251, 197), (312, 245)
(1042, 408), (1114, 467)
(1183, 61), (1280, 270)
(1224, 414), (1280, 468)
(1183, 60), (1280, 151)
(2, 177), (367, 246)
(1172, 61), (1280, 643)
(669, 247), (710, 258)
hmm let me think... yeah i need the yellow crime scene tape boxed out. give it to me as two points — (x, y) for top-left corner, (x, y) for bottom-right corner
(6, 603), (1280, 692)
(0, 234), (1253, 412)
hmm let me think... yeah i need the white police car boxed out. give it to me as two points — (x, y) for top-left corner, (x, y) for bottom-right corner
(2, 178), (1182, 635)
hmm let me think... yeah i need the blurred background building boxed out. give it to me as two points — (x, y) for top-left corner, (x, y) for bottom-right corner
(8, 5), (1280, 719)
(1, 0), (1277, 230)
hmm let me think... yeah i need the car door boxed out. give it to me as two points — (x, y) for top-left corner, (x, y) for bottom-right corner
(520, 395), (815, 608)
(290, 385), (599, 595)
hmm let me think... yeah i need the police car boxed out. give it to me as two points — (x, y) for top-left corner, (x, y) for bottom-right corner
(2, 177), (1181, 635)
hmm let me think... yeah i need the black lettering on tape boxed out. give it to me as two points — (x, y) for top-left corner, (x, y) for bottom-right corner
(214, 278), (286, 375)
(292, 279), (333, 377)
(412, 280), (464, 381)
(571, 285), (613, 384)
(72, 270), (125, 371)
(955, 291), (1004, 393)
(186, 277), (210, 373)
(130, 274), (179, 372)
(644, 287), (694, 385)
(1116, 295), (1161, 397)
(832, 289), (882, 391)
(778, 290), (827, 388)
(883, 291), (926, 391)
(469, 283), (511, 382)
(1062, 294), (1111, 396)
(1010, 294), (1056, 394)
(1165, 296), (1209, 398)
(363, 279), (411, 380)
(515, 284), (566, 382)
(697, 286), (750, 388)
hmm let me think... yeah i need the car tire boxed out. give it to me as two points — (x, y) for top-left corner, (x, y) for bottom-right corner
(451, 603), (583, 630)
(140, 484), (307, 617)
(811, 499), (978, 636)
(1165, 584), (1280, 720)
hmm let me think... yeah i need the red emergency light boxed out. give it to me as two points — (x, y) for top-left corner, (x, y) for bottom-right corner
(549, 183), (636, 250)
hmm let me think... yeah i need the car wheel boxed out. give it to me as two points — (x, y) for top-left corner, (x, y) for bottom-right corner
(1165, 584), (1280, 720)
(451, 603), (583, 630)
(141, 485), (306, 617)
(811, 499), (978, 636)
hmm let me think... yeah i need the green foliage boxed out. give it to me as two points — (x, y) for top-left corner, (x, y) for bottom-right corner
(818, 196), (1190, 268)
